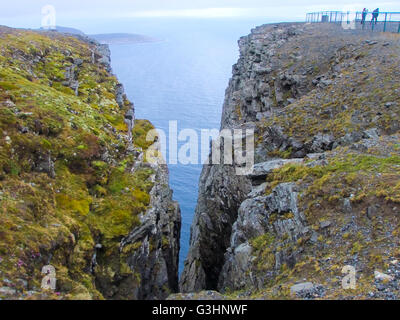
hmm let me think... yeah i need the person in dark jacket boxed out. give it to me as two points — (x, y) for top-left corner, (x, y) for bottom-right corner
(361, 8), (368, 25)
(371, 8), (379, 25)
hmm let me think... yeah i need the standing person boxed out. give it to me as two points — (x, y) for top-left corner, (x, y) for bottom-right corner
(371, 8), (379, 25)
(361, 8), (368, 25)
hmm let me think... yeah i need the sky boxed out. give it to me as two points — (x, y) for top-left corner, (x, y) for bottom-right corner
(1, 0), (400, 30)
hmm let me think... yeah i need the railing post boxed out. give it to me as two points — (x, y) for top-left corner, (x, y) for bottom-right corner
(384, 13), (388, 32)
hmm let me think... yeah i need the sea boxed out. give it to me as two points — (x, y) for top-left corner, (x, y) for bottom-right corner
(104, 18), (270, 275)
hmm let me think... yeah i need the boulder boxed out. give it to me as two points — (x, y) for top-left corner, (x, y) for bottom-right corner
(374, 271), (394, 282)
(290, 282), (314, 295)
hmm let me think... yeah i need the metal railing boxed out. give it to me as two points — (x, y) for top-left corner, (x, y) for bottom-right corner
(306, 11), (346, 24)
(306, 11), (400, 33)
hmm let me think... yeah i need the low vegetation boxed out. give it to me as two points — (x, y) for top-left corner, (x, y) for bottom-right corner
(0, 28), (156, 299)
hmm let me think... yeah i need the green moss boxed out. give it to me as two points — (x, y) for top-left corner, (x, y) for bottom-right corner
(121, 241), (142, 255)
(251, 233), (276, 249)
(268, 147), (293, 159)
(51, 82), (76, 95)
(56, 194), (92, 216)
(162, 236), (170, 249)
(0, 81), (19, 91)
(132, 119), (156, 150)
(250, 233), (276, 272)
(0, 108), (17, 126)
(266, 153), (400, 198)
(0, 28), (157, 300)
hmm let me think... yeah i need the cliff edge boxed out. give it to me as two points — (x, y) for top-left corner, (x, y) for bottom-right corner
(180, 23), (400, 299)
(0, 26), (180, 300)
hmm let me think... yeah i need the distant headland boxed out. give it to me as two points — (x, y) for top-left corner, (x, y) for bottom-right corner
(36, 26), (160, 44)
(90, 33), (161, 45)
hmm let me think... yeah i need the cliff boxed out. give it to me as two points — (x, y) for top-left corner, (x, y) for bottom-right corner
(180, 23), (400, 299)
(0, 26), (180, 300)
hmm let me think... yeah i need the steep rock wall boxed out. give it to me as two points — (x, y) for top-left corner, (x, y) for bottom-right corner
(181, 23), (400, 299)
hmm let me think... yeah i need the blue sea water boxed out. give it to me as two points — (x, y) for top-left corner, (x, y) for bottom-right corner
(106, 18), (267, 274)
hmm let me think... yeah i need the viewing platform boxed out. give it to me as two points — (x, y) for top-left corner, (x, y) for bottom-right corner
(306, 11), (400, 33)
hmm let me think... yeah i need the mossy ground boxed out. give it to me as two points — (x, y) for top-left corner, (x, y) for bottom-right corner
(0, 28), (156, 299)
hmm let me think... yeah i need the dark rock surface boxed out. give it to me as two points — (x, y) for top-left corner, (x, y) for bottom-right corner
(180, 23), (400, 299)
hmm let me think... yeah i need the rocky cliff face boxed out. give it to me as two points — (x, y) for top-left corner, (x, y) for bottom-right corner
(180, 23), (400, 299)
(0, 26), (180, 300)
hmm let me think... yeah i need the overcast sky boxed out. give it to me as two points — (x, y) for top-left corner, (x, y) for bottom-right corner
(1, 0), (400, 29)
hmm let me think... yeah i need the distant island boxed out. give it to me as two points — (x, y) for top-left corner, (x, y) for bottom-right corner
(37, 26), (160, 45)
(90, 33), (161, 45)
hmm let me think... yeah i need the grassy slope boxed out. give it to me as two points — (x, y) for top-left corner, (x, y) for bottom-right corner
(0, 28), (155, 299)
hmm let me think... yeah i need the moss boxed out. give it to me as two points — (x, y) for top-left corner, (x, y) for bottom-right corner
(90, 199), (141, 241)
(0, 28), (157, 300)
(0, 108), (17, 127)
(266, 153), (400, 200)
(0, 81), (19, 91)
(251, 233), (275, 249)
(162, 236), (170, 249)
(351, 241), (363, 254)
(107, 169), (131, 194)
(51, 82), (76, 95)
(121, 241), (142, 255)
(268, 147), (293, 159)
(235, 105), (243, 121)
(250, 233), (276, 271)
(56, 194), (92, 216)
(132, 119), (156, 150)
(104, 114), (127, 132)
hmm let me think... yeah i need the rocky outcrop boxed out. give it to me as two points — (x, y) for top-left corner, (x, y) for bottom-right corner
(179, 164), (251, 291)
(95, 157), (181, 300)
(181, 23), (400, 299)
(218, 182), (306, 291)
(63, 57), (82, 96)
(119, 162), (181, 300)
